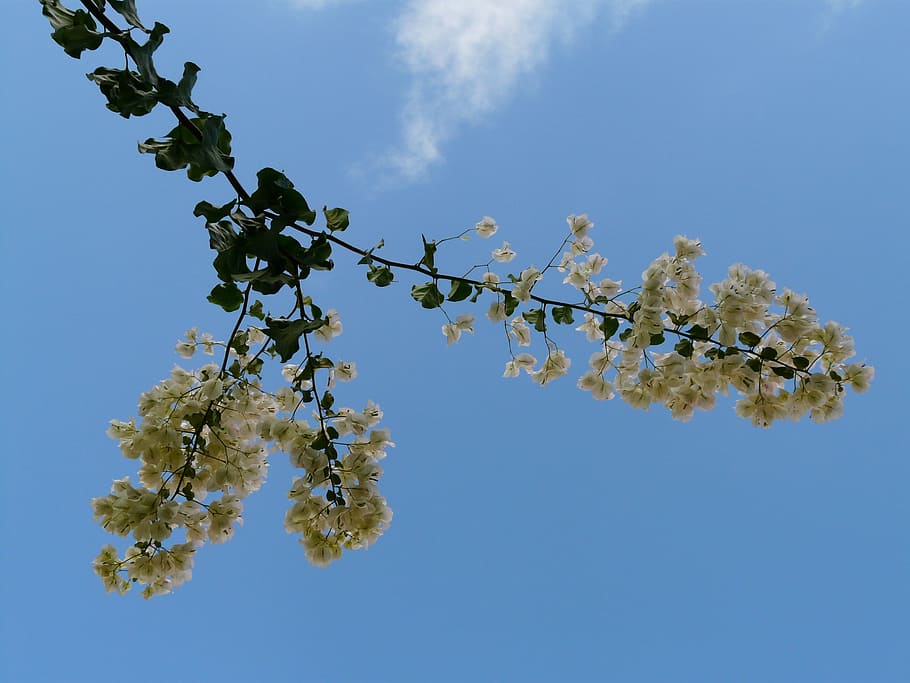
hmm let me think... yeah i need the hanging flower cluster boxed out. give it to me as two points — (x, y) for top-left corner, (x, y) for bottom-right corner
(438, 214), (874, 427)
(93, 323), (393, 597)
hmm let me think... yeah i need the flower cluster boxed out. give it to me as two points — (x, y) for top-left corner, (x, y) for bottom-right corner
(93, 322), (392, 597)
(449, 215), (873, 426)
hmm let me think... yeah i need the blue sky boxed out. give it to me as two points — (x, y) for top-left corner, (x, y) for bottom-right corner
(2, 1), (908, 681)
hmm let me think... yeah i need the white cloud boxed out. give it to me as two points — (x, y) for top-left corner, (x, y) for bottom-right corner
(380, 0), (650, 182)
(288, 0), (864, 184)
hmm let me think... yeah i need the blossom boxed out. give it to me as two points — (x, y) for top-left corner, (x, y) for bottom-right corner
(531, 349), (571, 385)
(475, 216), (498, 238)
(315, 309), (343, 342)
(442, 314), (475, 345)
(511, 317), (531, 346)
(492, 242), (516, 263)
(512, 267), (541, 303)
(567, 214), (593, 239)
(503, 353), (536, 377)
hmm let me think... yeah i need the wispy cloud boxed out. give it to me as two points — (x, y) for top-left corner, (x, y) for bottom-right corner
(381, 0), (650, 183)
(289, 0), (867, 185)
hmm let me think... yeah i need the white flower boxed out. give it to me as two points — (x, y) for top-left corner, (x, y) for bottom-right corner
(842, 363), (874, 393)
(199, 332), (216, 355)
(315, 309), (343, 342)
(511, 317), (532, 346)
(455, 314), (475, 335)
(492, 242), (516, 263)
(442, 322), (461, 345)
(486, 300), (507, 323)
(482, 271), (500, 286)
(503, 353), (536, 378)
(598, 278), (622, 298)
(334, 361), (357, 382)
(531, 349), (571, 385)
(176, 341), (195, 359)
(567, 214), (593, 238)
(475, 216), (498, 238)
(577, 371), (615, 400)
(673, 236), (704, 261)
(512, 267), (541, 303)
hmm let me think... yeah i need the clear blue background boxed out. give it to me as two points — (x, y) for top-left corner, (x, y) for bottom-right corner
(2, 1), (907, 681)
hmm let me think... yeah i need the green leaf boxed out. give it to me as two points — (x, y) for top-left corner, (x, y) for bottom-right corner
(522, 308), (547, 333)
(447, 280), (472, 302)
(410, 283), (444, 309)
(738, 331), (761, 347)
(85, 68), (157, 118)
(157, 62), (201, 112)
(41, 2), (103, 58)
(502, 292), (519, 317)
(686, 324), (710, 341)
(674, 338), (694, 358)
(600, 317), (620, 340)
(207, 282), (244, 312)
(619, 328), (633, 342)
(649, 333), (666, 346)
(759, 347), (778, 360)
(667, 311), (691, 327)
(212, 240), (250, 283)
(551, 306), (575, 325)
(323, 207), (349, 232)
(248, 300), (265, 320)
(108, 0), (146, 29)
(418, 235), (437, 273)
(320, 392), (335, 411)
(246, 168), (316, 227)
(111, 22), (169, 86)
(772, 366), (795, 379)
(745, 358), (763, 373)
(195, 199), (237, 223)
(264, 317), (325, 362)
(138, 114), (234, 181)
(793, 356), (811, 370)
(367, 265), (394, 287)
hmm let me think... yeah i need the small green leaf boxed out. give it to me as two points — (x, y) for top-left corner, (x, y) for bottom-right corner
(108, 0), (146, 30)
(246, 167), (316, 227)
(157, 62), (201, 112)
(418, 235), (437, 272)
(194, 199), (237, 223)
(447, 280), (472, 302)
(619, 327), (633, 342)
(674, 338), (694, 358)
(503, 292), (519, 317)
(248, 300), (265, 320)
(264, 317), (325, 362)
(410, 283), (444, 309)
(738, 331), (761, 347)
(367, 265), (394, 287)
(745, 358), (762, 373)
(551, 306), (575, 325)
(649, 333), (666, 346)
(793, 356), (811, 370)
(686, 324), (710, 341)
(86, 68), (157, 118)
(600, 317), (620, 340)
(759, 347), (778, 360)
(323, 207), (350, 232)
(138, 114), (234, 181)
(207, 282), (244, 312)
(772, 366), (795, 379)
(522, 309), (547, 333)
